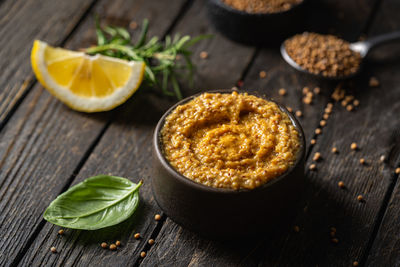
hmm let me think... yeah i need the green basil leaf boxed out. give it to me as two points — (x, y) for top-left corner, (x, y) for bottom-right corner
(43, 175), (142, 230)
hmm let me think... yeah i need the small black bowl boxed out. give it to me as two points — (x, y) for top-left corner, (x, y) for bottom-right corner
(207, 0), (307, 46)
(152, 90), (306, 239)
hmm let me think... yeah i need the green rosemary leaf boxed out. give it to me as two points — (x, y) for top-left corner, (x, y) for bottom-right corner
(175, 35), (191, 50)
(103, 25), (118, 37)
(134, 19), (149, 49)
(170, 74), (182, 100)
(145, 65), (157, 84)
(182, 34), (213, 49)
(115, 27), (130, 40)
(183, 53), (194, 88)
(87, 18), (211, 99)
(95, 17), (107, 46)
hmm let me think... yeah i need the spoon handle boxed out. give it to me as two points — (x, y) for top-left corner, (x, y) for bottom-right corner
(364, 31), (400, 53)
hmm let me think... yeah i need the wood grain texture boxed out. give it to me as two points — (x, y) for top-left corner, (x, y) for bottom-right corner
(0, 0), (96, 126)
(141, 0), (385, 266)
(171, 1), (256, 96)
(362, 0), (400, 264)
(20, 0), (257, 265)
(0, 86), (107, 267)
(0, 0), (187, 266)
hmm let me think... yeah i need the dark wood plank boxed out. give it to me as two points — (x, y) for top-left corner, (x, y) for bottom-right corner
(141, 0), (383, 266)
(0, 0), (187, 266)
(19, 0), (257, 265)
(253, 5), (400, 267)
(361, 0), (400, 265)
(0, 0), (97, 126)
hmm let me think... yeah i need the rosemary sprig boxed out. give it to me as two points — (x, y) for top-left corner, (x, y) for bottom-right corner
(86, 18), (211, 99)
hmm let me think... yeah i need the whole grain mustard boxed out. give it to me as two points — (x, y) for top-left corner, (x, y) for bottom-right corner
(161, 91), (300, 190)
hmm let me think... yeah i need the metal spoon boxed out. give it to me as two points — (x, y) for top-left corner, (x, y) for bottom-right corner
(280, 31), (400, 80)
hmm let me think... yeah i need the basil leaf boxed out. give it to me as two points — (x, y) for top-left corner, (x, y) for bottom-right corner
(43, 175), (142, 230)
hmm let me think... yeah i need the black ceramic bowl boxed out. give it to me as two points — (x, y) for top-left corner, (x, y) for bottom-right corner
(152, 90), (306, 239)
(207, 0), (307, 46)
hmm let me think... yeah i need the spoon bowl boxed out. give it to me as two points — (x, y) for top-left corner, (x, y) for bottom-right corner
(281, 31), (400, 80)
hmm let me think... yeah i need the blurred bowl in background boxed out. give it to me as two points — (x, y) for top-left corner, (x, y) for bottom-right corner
(207, 0), (307, 46)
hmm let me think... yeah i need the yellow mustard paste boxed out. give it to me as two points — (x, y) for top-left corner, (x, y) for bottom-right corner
(161, 91), (300, 190)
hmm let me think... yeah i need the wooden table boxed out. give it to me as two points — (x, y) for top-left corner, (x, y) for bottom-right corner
(1, 0), (400, 266)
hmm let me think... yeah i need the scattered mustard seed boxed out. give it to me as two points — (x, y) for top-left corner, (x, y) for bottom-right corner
(287, 107), (293, 112)
(116, 240), (121, 247)
(327, 103), (333, 109)
(332, 85), (345, 101)
(302, 87), (310, 94)
(380, 155), (386, 162)
(330, 231), (336, 237)
(148, 239), (155, 245)
(360, 158), (365, 165)
(331, 238), (339, 244)
(338, 181), (345, 188)
(129, 21), (138, 30)
(293, 225), (300, 232)
(357, 195), (364, 202)
(320, 120), (326, 127)
(341, 100), (348, 107)
(279, 88), (287, 96)
(369, 76), (380, 87)
(346, 104), (353, 111)
(353, 261), (359, 266)
(309, 164), (316, 171)
(259, 70), (267, 79)
(351, 143), (358, 150)
(323, 113), (329, 120)
(134, 233), (141, 239)
(395, 168), (400, 174)
(295, 110), (302, 117)
(315, 128), (322, 135)
(50, 247), (57, 253)
(313, 87), (321, 94)
(154, 214), (162, 221)
(353, 99), (360, 106)
(325, 107), (332, 114)
(101, 242), (108, 249)
(310, 139), (316, 145)
(140, 251), (146, 258)
(58, 229), (64, 235)
(303, 96), (312, 105)
(200, 51), (208, 59)
(313, 152), (321, 161)
(109, 244), (117, 251)
(332, 147), (338, 153)
(345, 95), (354, 102)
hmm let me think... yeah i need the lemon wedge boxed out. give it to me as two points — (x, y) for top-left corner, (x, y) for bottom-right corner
(31, 40), (145, 112)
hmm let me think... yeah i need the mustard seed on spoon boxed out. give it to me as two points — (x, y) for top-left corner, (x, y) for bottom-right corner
(281, 31), (400, 80)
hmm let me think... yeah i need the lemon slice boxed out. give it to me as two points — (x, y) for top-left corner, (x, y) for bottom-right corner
(31, 40), (145, 112)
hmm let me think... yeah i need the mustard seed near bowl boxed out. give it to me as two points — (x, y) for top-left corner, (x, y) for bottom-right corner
(221, 0), (303, 14)
(283, 32), (362, 78)
(161, 91), (301, 190)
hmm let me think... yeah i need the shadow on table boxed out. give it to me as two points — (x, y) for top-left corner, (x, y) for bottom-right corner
(161, 173), (365, 267)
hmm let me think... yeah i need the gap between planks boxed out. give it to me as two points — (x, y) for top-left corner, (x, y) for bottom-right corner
(0, 0), (99, 134)
(9, 0), (195, 264)
(10, 119), (112, 267)
(138, 0), (387, 265)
